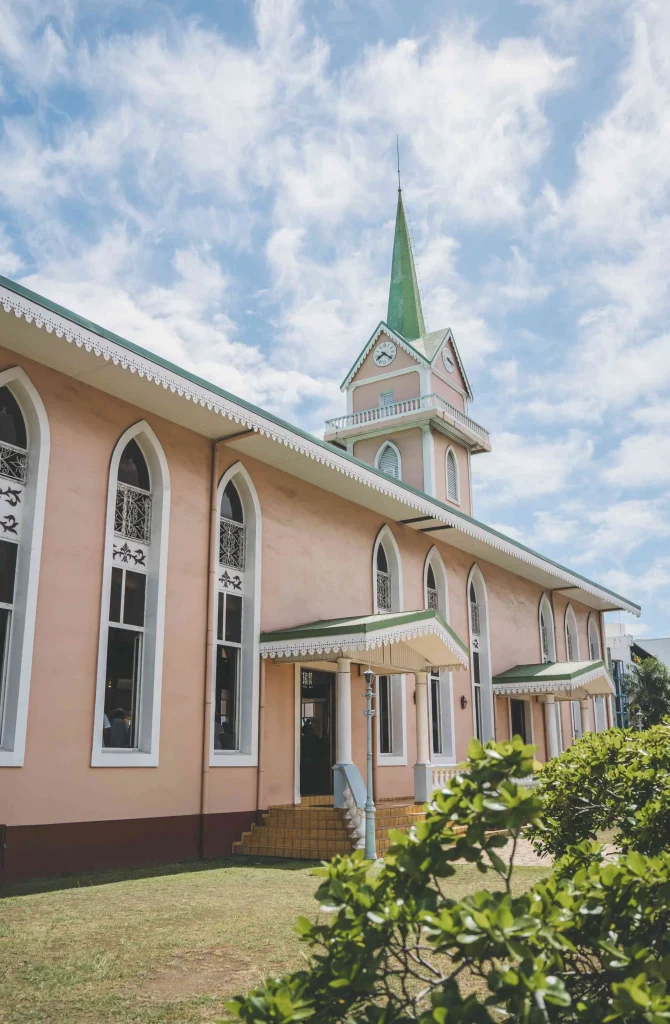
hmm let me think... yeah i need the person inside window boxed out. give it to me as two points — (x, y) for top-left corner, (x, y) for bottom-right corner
(108, 708), (130, 748)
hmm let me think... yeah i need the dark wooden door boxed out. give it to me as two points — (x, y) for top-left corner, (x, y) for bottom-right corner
(300, 669), (335, 796)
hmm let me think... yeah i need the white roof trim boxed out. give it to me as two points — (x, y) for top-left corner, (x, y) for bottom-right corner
(340, 322), (427, 391)
(0, 282), (640, 617)
(492, 666), (614, 696)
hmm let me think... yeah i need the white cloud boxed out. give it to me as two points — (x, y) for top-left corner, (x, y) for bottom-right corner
(603, 433), (670, 487)
(473, 430), (593, 502)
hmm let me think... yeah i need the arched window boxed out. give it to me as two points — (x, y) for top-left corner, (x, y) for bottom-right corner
(565, 605), (579, 662)
(375, 441), (401, 480)
(373, 526), (405, 763)
(211, 462), (261, 766)
(0, 370), (49, 767)
(424, 548), (454, 762)
(446, 447), (459, 503)
(468, 565), (493, 743)
(588, 614), (601, 661)
(539, 594), (556, 663)
(92, 422), (170, 767)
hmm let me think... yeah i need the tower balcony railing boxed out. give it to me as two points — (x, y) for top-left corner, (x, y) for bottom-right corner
(324, 393), (490, 449)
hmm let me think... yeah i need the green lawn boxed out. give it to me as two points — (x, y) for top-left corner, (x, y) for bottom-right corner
(0, 858), (548, 1024)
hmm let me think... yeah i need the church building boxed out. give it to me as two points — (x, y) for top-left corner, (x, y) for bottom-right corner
(0, 191), (639, 881)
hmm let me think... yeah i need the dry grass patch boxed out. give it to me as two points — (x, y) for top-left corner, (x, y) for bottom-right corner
(0, 857), (547, 1024)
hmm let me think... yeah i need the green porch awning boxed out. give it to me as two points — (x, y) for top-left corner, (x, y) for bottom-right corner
(492, 660), (614, 699)
(259, 609), (468, 674)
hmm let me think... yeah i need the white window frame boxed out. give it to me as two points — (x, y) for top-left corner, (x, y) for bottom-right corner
(571, 700), (583, 741)
(374, 440), (402, 480)
(91, 421), (170, 768)
(210, 462), (261, 767)
(467, 564), (494, 743)
(588, 613), (601, 661)
(372, 525), (406, 765)
(445, 446), (460, 504)
(379, 390), (394, 409)
(538, 593), (556, 663)
(423, 547), (455, 764)
(564, 604), (580, 662)
(0, 368), (50, 767)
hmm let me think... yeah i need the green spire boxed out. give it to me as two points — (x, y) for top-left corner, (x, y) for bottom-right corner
(386, 189), (425, 341)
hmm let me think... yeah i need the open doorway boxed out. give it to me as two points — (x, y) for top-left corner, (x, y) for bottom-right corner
(300, 669), (335, 796)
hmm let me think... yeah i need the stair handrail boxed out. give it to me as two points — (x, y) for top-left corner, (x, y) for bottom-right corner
(334, 763), (366, 849)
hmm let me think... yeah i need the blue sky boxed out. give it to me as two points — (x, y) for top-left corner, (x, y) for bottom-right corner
(1, 0), (668, 639)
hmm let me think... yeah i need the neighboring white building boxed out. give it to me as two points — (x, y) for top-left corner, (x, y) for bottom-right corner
(605, 623), (634, 728)
(638, 638), (670, 671)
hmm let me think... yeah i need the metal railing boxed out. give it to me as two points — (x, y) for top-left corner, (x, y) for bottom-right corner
(115, 482), (152, 543)
(0, 440), (28, 483)
(325, 393), (490, 445)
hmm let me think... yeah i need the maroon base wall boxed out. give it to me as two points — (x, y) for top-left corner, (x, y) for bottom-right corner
(0, 810), (257, 884)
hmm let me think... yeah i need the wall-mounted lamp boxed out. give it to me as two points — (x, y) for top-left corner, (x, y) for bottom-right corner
(460, 695), (468, 710)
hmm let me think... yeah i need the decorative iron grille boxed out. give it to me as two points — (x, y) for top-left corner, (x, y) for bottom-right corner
(219, 517), (245, 570)
(541, 616), (550, 662)
(376, 570), (391, 612)
(427, 587), (439, 611)
(566, 629), (574, 662)
(0, 441), (28, 483)
(115, 482), (152, 543)
(470, 601), (481, 636)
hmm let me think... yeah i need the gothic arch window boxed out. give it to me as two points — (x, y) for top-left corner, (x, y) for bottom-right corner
(565, 604), (580, 662)
(588, 614), (601, 661)
(92, 422), (170, 767)
(446, 447), (459, 503)
(0, 369), (50, 767)
(424, 548), (454, 762)
(372, 525), (405, 764)
(539, 594), (556, 663)
(211, 462), (261, 766)
(375, 441), (401, 480)
(467, 565), (494, 743)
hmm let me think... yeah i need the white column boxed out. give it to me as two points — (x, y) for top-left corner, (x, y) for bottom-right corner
(580, 698), (591, 735)
(335, 658), (352, 765)
(414, 671), (433, 802)
(545, 695), (559, 759)
(421, 425), (436, 497)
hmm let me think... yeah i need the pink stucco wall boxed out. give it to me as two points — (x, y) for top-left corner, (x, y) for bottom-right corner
(0, 346), (608, 833)
(351, 336), (419, 382)
(433, 434), (472, 515)
(353, 428), (425, 492)
(352, 370), (420, 413)
(430, 371), (467, 412)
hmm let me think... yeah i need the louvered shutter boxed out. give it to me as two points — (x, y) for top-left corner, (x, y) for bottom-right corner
(446, 450), (458, 500)
(379, 445), (399, 478)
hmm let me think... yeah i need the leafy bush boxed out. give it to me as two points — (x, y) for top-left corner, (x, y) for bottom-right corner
(527, 723), (670, 858)
(626, 659), (670, 729)
(228, 738), (670, 1023)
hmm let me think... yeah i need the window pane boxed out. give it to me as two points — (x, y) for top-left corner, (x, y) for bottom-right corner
(0, 607), (11, 710)
(109, 566), (122, 622)
(214, 645), (239, 750)
(378, 675), (392, 754)
(103, 627), (142, 748)
(117, 439), (150, 490)
(510, 699), (528, 743)
(225, 594), (242, 644)
(426, 565), (436, 591)
(376, 543), (388, 573)
(217, 591), (224, 642)
(221, 481), (243, 523)
(430, 673), (442, 755)
(0, 386), (27, 449)
(123, 571), (146, 627)
(0, 540), (17, 605)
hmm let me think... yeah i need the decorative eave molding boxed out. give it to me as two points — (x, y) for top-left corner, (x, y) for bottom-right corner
(492, 666), (613, 696)
(0, 282), (640, 617)
(260, 619), (469, 670)
(340, 321), (428, 391)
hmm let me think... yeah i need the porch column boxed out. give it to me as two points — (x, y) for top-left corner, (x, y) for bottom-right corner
(545, 695), (559, 759)
(333, 658), (352, 808)
(414, 671), (433, 803)
(579, 698), (591, 735)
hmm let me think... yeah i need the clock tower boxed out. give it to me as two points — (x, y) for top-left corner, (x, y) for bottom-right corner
(324, 189), (491, 514)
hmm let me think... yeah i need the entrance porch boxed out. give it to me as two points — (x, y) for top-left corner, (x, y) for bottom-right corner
(248, 610), (469, 855)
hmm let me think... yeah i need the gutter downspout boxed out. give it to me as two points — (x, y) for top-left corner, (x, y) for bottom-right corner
(255, 657), (266, 813)
(199, 437), (225, 861)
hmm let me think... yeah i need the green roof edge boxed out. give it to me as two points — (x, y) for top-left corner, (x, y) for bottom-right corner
(493, 660), (605, 683)
(0, 273), (640, 615)
(261, 608), (468, 654)
(339, 320), (429, 391)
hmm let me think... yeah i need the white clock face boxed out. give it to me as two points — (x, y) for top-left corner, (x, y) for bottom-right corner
(442, 347), (455, 373)
(373, 340), (397, 367)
